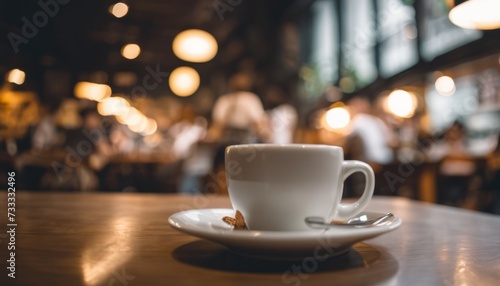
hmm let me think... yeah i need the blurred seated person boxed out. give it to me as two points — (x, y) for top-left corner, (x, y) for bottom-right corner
(169, 105), (207, 160)
(346, 96), (397, 196)
(208, 72), (268, 162)
(206, 72), (268, 194)
(32, 104), (62, 151)
(484, 132), (500, 214)
(347, 96), (396, 170)
(208, 72), (268, 145)
(168, 105), (211, 194)
(40, 108), (111, 192)
(434, 121), (478, 207)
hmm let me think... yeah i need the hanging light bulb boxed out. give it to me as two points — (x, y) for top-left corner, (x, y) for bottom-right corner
(435, 76), (456, 96)
(168, 66), (200, 97)
(172, 29), (218, 63)
(7, 69), (25, 85)
(325, 107), (351, 130)
(449, 0), (500, 30)
(97, 96), (130, 116)
(74, 82), (112, 102)
(121, 44), (141, 60)
(386, 90), (418, 118)
(109, 2), (129, 18)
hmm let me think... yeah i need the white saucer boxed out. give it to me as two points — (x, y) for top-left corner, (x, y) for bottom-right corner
(168, 208), (402, 260)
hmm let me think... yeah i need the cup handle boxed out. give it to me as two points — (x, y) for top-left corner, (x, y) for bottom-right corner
(333, 160), (375, 221)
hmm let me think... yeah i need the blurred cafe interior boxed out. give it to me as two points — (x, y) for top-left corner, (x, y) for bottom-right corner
(1, 0), (500, 214)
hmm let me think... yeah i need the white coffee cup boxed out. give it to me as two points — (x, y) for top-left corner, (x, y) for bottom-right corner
(225, 144), (375, 231)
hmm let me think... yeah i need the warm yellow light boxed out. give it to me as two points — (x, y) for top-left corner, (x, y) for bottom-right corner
(172, 29), (218, 63)
(97, 97), (130, 116)
(435, 76), (456, 96)
(386, 90), (417, 118)
(325, 107), (350, 129)
(7, 69), (25, 85)
(449, 0), (500, 30)
(81, 217), (133, 286)
(110, 2), (129, 18)
(116, 107), (143, 126)
(141, 119), (157, 136)
(168, 66), (200, 97)
(74, 82), (112, 102)
(127, 114), (149, 133)
(121, 44), (141, 60)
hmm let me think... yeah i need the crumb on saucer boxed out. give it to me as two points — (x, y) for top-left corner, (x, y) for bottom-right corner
(222, 210), (246, 229)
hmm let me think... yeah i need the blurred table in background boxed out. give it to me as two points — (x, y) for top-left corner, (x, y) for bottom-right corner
(11, 150), (179, 192)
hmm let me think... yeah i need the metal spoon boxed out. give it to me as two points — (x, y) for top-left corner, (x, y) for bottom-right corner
(305, 213), (394, 229)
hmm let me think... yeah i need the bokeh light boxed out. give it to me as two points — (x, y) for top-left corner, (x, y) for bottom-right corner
(110, 2), (129, 18)
(168, 66), (200, 97)
(97, 97), (130, 116)
(172, 29), (218, 63)
(325, 107), (351, 129)
(386, 89), (417, 118)
(435, 75), (456, 96)
(141, 119), (158, 136)
(449, 0), (500, 30)
(74, 82), (112, 102)
(121, 44), (141, 60)
(7, 69), (25, 85)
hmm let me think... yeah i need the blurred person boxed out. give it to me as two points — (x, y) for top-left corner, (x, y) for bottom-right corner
(208, 72), (269, 187)
(41, 108), (110, 192)
(208, 72), (268, 144)
(347, 96), (396, 167)
(483, 132), (500, 214)
(110, 125), (137, 154)
(167, 105), (211, 194)
(32, 104), (61, 151)
(435, 121), (479, 207)
(396, 118), (422, 163)
(346, 96), (396, 196)
(169, 105), (207, 160)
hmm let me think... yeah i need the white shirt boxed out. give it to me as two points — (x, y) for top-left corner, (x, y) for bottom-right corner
(212, 91), (265, 129)
(349, 114), (394, 164)
(268, 104), (297, 144)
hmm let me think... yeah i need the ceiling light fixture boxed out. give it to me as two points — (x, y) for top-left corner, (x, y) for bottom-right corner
(121, 44), (141, 60)
(448, 0), (500, 30)
(7, 69), (26, 85)
(325, 107), (351, 130)
(74, 82), (112, 102)
(168, 66), (200, 97)
(435, 76), (456, 96)
(110, 2), (129, 18)
(386, 90), (418, 119)
(172, 29), (218, 63)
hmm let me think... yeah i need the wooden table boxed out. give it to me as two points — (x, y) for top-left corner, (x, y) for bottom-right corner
(1, 193), (500, 285)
